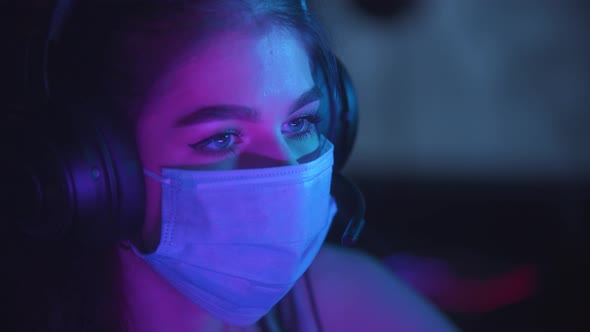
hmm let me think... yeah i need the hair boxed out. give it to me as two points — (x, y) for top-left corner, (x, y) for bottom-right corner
(9, 1), (337, 331)
(50, 0), (338, 123)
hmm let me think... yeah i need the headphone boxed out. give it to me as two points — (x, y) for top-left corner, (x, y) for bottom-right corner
(7, 0), (365, 248)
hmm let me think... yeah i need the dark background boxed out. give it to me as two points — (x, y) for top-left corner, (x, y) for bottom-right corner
(314, 0), (589, 331)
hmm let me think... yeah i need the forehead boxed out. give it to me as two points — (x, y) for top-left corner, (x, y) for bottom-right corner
(145, 27), (314, 119)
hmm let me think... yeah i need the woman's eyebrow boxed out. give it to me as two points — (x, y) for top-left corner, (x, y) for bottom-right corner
(173, 85), (323, 127)
(289, 85), (323, 115)
(174, 105), (259, 127)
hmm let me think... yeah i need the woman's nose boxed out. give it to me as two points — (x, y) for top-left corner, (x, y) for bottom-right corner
(236, 139), (297, 169)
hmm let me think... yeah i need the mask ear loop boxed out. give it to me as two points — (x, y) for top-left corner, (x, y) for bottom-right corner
(120, 169), (169, 252)
(143, 169), (171, 184)
(119, 167), (169, 253)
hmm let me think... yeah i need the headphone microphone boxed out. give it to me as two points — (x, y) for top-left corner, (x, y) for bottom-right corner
(333, 173), (367, 246)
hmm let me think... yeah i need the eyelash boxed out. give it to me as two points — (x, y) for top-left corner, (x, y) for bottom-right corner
(188, 113), (324, 157)
(286, 113), (323, 141)
(188, 129), (243, 157)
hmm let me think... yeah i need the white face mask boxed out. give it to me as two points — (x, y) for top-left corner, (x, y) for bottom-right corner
(136, 141), (336, 326)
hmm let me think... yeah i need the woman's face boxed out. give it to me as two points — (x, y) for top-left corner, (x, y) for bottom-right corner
(135, 27), (323, 250)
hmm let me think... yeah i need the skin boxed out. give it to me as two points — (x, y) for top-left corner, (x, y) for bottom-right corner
(118, 25), (459, 332)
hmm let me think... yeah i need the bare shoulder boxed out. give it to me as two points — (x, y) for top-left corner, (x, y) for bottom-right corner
(308, 244), (460, 332)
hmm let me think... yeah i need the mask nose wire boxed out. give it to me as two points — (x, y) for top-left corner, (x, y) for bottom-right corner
(142, 136), (331, 183)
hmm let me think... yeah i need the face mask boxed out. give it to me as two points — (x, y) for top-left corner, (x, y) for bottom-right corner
(136, 141), (337, 326)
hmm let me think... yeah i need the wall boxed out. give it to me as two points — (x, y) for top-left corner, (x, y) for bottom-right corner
(309, 0), (590, 179)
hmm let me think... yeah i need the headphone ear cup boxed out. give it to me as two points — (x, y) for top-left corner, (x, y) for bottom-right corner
(316, 55), (359, 171)
(333, 58), (359, 170)
(67, 101), (146, 247)
(10, 99), (145, 247)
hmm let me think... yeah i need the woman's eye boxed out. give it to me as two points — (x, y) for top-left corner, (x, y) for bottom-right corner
(287, 118), (305, 132)
(283, 114), (322, 136)
(189, 131), (242, 155)
(209, 133), (235, 149)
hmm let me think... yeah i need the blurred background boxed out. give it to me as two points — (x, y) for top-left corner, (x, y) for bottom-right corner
(312, 0), (589, 331)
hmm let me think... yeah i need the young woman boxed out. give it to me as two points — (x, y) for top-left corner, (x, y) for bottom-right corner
(7, 1), (459, 331)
